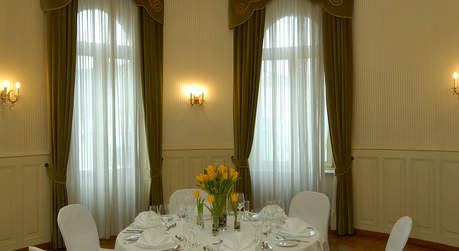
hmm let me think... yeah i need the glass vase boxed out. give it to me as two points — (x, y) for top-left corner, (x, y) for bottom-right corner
(214, 193), (228, 230)
(212, 214), (219, 235)
(233, 212), (240, 231)
(196, 208), (204, 229)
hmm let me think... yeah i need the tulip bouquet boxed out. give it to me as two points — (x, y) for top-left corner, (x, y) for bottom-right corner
(196, 165), (239, 233)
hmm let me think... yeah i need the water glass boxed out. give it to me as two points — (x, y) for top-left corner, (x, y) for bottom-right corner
(158, 204), (168, 216)
(243, 201), (250, 220)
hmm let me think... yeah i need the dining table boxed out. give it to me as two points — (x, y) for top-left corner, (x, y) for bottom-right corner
(114, 213), (324, 251)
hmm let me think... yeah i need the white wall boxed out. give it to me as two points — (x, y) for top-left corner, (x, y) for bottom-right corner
(162, 0), (234, 200)
(353, 0), (459, 247)
(0, 1), (50, 249)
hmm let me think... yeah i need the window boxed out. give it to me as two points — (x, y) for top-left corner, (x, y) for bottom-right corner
(249, 0), (332, 210)
(67, 0), (149, 239)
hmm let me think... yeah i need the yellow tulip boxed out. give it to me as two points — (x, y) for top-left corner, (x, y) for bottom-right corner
(208, 170), (217, 180)
(196, 173), (205, 183)
(230, 168), (239, 181)
(230, 193), (239, 203)
(222, 171), (228, 180)
(217, 165), (227, 174)
(206, 165), (216, 174)
(207, 194), (215, 204)
(193, 190), (200, 199)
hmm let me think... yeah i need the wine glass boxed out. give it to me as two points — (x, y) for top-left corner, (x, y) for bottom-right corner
(238, 193), (245, 212)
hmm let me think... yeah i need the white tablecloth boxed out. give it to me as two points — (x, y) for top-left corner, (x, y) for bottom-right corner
(115, 216), (323, 251)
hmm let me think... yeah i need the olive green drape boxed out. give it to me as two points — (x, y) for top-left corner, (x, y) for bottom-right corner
(323, 11), (354, 235)
(42, 0), (78, 248)
(138, 8), (164, 206)
(232, 9), (266, 206)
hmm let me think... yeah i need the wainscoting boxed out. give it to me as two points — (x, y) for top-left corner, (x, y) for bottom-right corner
(352, 148), (459, 247)
(161, 147), (234, 203)
(0, 154), (50, 251)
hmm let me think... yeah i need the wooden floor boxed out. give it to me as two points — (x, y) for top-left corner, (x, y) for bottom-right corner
(43, 232), (440, 251)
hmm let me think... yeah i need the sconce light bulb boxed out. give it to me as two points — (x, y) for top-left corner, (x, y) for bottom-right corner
(16, 82), (20, 89)
(3, 80), (9, 88)
(454, 72), (458, 79)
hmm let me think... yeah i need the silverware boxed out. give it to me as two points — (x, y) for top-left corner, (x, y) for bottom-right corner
(174, 234), (184, 242)
(259, 241), (273, 251)
(160, 244), (182, 251)
(123, 229), (143, 233)
(166, 223), (177, 231)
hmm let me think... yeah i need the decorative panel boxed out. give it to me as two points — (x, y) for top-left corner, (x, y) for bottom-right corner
(439, 160), (459, 241)
(410, 159), (435, 235)
(0, 154), (50, 251)
(353, 149), (459, 247)
(381, 158), (404, 231)
(0, 165), (16, 247)
(353, 156), (379, 229)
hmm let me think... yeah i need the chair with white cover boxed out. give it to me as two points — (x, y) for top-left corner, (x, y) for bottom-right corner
(28, 247), (46, 251)
(288, 191), (330, 251)
(168, 189), (209, 215)
(386, 216), (412, 251)
(57, 204), (112, 251)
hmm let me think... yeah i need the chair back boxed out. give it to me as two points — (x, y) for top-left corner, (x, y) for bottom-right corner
(288, 191), (330, 244)
(57, 204), (101, 251)
(28, 247), (46, 251)
(386, 216), (412, 251)
(168, 189), (208, 215)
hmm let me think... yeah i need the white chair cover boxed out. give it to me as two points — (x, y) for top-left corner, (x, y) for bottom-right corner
(28, 247), (46, 251)
(57, 204), (112, 251)
(386, 216), (412, 251)
(168, 189), (209, 215)
(288, 191), (330, 251)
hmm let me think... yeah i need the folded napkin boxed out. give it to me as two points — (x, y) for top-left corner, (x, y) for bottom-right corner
(278, 217), (314, 240)
(259, 204), (287, 220)
(131, 211), (163, 229)
(135, 228), (176, 249)
(221, 232), (255, 251)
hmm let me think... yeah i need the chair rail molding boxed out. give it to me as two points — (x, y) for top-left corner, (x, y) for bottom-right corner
(352, 148), (459, 247)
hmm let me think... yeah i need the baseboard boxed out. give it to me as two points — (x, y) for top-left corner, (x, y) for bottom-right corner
(354, 229), (459, 251)
(14, 242), (50, 251)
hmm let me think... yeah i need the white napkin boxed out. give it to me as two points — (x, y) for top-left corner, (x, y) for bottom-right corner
(278, 217), (312, 240)
(221, 232), (255, 251)
(135, 228), (176, 249)
(131, 211), (163, 229)
(259, 204), (287, 220)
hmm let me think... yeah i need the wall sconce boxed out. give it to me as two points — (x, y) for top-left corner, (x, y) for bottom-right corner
(187, 86), (206, 105)
(1, 80), (21, 105)
(453, 72), (459, 95)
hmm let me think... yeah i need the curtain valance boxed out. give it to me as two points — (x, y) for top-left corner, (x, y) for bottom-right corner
(229, 0), (270, 29)
(318, 0), (353, 18)
(40, 0), (72, 11)
(41, 0), (164, 23)
(229, 0), (352, 28)
(134, 0), (164, 24)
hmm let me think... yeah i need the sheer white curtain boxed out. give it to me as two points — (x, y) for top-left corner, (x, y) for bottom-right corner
(67, 0), (150, 238)
(249, 0), (331, 211)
